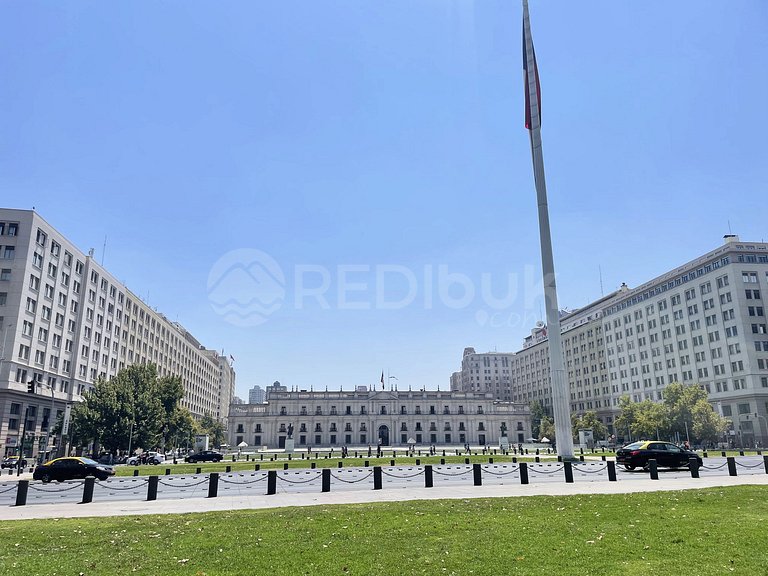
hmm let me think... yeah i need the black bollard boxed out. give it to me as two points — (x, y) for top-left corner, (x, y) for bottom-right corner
(727, 456), (737, 476)
(721, 451), (726, 457)
(267, 470), (277, 495)
(425, 465), (433, 488)
(226, 465), (231, 473)
(338, 461), (343, 468)
(564, 462), (574, 483)
(133, 469), (139, 477)
(288, 454), (292, 461)
(535, 449), (539, 455)
(601, 455), (606, 461)
(232, 455), (236, 462)
(535, 456), (540, 463)
(512, 457), (517, 463)
(520, 462), (529, 485)
(373, 466), (382, 490)
(311, 462), (316, 469)
(260, 454), (263, 460)
(196, 467), (202, 474)
(440, 458), (445, 465)
(15, 480), (29, 506)
(208, 473), (219, 498)
(465, 457), (470, 464)
(416, 459), (420, 465)
(703, 451), (708, 458)
(489, 458), (493, 464)
(607, 461), (617, 482)
(147, 476), (159, 501)
(365, 460), (370, 467)
(442, 450), (446, 457)
(322, 468), (331, 492)
(579, 455), (584, 462)
(473, 463), (482, 486)
(165, 468), (171, 475)
(390, 459), (395, 466)
(739, 450), (745, 457)
(763, 455), (768, 474)
(689, 457), (700, 479)
(81, 476), (94, 504)
(648, 459), (659, 480)
(255, 464), (260, 471)
(283, 463), (289, 470)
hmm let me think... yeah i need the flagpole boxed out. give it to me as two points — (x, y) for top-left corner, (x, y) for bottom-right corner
(522, 0), (574, 459)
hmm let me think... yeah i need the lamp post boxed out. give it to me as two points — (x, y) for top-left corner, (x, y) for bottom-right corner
(43, 379), (56, 461)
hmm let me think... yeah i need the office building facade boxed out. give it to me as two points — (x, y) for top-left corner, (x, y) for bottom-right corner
(0, 209), (234, 459)
(452, 236), (768, 445)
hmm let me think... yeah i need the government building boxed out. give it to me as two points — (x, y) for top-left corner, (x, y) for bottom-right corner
(451, 235), (768, 446)
(228, 385), (531, 449)
(0, 208), (235, 461)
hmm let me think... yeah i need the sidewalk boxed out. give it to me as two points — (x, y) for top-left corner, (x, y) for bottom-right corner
(2, 472), (767, 521)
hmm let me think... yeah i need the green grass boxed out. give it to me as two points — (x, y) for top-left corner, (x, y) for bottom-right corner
(2, 486), (767, 575)
(115, 452), (600, 477)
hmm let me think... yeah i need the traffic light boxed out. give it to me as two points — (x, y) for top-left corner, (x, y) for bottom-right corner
(27, 380), (35, 394)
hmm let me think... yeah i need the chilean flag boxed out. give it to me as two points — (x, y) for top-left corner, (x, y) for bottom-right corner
(523, 12), (541, 130)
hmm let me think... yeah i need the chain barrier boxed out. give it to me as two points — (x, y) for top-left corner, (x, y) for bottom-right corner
(28, 480), (85, 493)
(700, 462), (728, 471)
(734, 460), (765, 470)
(219, 474), (268, 486)
(482, 466), (520, 477)
(94, 480), (149, 492)
(157, 478), (209, 488)
(432, 467), (473, 477)
(0, 484), (17, 495)
(527, 465), (565, 475)
(277, 472), (322, 485)
(571, 464), (608, 475)
(381, 469), (425, 479)
(330, 471), (373, 483)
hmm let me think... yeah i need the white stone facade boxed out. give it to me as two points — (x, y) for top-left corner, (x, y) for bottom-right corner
(228, 389), (531, 449)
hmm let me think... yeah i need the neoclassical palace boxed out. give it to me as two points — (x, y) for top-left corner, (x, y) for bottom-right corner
(228, 387), (532, 449)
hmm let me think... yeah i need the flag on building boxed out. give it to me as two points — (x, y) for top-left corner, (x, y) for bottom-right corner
(381, 371), (385, 389)
(523, 2), (541, 130)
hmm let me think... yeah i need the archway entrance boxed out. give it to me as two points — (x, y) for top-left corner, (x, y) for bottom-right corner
(378, 425), (390, 446)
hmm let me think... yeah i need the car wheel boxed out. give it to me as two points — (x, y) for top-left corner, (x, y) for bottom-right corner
(623, 464), (635, 471)
(642, 461), (651, 471)
(40, 473), (51, 483)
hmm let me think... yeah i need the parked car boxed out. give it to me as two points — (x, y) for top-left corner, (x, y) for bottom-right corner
(126, 452), (165, 465)
(1, 455), (28, 469)
(33, 457), (115, 483)
(185, 450), (223, 463)
(616, 440), (703, 471)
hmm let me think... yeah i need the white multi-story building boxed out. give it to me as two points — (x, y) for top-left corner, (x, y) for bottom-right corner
(452, 236), (768, 445)
(229, 388), (530, 449)
(0, 209), (235, 459)
(248, 385), (265, 404)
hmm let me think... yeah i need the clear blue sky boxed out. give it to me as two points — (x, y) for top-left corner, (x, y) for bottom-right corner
(2, 1), (767, 400)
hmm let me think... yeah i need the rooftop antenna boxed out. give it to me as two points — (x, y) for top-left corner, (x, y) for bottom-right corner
(599, 264), (604, 296)
(101, 236), (107, 266)
(728, 220), (732, 234)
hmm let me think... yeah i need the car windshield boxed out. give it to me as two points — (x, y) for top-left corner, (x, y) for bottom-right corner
(622, 442), (645, 450)
(79, 458), (99, 465)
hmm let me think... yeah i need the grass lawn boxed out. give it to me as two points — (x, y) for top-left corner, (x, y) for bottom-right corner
(1, 486), (767, 575)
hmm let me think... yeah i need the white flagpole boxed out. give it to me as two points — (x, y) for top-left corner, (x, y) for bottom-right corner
(522, 0), (574, 459)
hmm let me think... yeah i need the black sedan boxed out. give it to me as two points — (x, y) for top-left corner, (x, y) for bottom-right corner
(616, 441), (703, 471)
(33, 457), (115, 483)
(185, 450), (223, 463)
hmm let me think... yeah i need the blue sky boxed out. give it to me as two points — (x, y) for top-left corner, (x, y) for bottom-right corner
(2, 1), (767, 399)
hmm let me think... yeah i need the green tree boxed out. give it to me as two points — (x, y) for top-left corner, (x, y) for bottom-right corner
(68, 364), (185, 454)
(571, 411), (607, 442)
(538, 416), (555, 442)
(199, 413), (227, 448)
(529, 400), (548, 439)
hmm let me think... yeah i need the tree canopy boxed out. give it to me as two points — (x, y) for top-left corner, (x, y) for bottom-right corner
(68, 364), (201, 454)
(613, 382), (727, 445)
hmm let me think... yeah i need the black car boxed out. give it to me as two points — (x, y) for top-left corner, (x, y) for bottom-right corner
(185, 450), (223, 463)
(1, 456), (28, 469)
(33, 457), (115, 482)
(616, 441), (703, 471)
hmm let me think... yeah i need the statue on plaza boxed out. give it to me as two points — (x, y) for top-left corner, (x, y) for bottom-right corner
(500, 422), (507, 437)
(287, 423), (294, 439)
